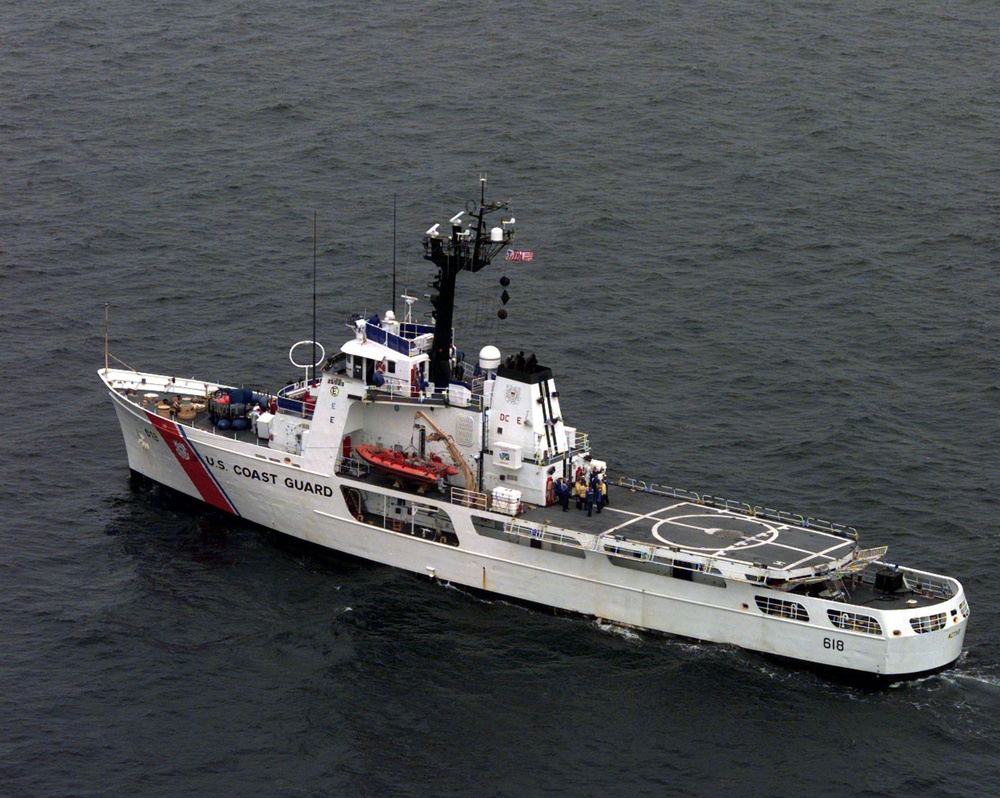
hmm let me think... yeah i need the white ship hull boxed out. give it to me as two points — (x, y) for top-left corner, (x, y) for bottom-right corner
(101, 183), (969, 681)
(103, 369), (968, 681)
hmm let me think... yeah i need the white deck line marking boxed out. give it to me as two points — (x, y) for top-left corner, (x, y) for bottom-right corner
(601, 502), (688, 537)
(782, 541), (855, 570)
(745, 524), (853, 559)
(661, 518), (720, 533)
(686, 522), (853, 567)
(652, 513), (778, 549)
(599, 500), (855, 569)
(602, 507), (644, 518)
(766, 528), (853, 553)
(713, 531), (780, 556)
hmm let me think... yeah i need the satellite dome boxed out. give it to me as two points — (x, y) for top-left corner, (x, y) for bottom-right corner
(479, 345), (501, 371)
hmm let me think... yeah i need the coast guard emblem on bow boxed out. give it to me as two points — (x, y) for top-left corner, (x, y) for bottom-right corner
(173, 441), (191, 460)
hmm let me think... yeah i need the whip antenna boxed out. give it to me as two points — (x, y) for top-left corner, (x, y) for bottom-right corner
(312, 211), (317, 382)
(392, 193), (397, 315)
(104, 303), (109, 372)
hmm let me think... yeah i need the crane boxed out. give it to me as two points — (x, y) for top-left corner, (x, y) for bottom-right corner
(413, 410), (478, 493)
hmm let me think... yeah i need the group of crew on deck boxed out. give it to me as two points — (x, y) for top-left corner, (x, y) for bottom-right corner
(553, 466), (609, 517)
(503, 351), (537, 373)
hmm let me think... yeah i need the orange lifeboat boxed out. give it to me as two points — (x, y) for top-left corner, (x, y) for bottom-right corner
(354, 444), (458, 487)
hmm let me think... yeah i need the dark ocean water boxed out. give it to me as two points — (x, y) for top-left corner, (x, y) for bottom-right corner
(3, 1), (998, 795)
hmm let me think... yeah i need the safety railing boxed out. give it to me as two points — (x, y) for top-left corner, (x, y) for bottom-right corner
(337, 456), (371, 478)
(900, 572), (955, 601)
(502, 520), (584, 550)
(599, 537), (656, 561)
(533, 432), (591, 467)
(616, 477), (859, 541)
(363, 320), (435, 357)
(450, 486), (489, 511)
(365, 383), (485, 412)
(566, 432), (591, 460)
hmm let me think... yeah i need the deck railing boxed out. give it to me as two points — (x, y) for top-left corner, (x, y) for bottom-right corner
(530, 432), (591, 467)
(616, 477), (859, 541)
(502, 520), (584, 550)
(899, 571), (955, 601)
(337, 456), (371, 479)
(361, 320), (435, 357)
(450, 486), (489, 511)
(365, 383), (485, 411)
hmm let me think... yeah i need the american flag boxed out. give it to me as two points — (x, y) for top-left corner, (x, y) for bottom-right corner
(505, 250), (534, 262)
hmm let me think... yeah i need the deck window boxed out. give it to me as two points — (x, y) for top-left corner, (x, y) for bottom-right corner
(910, 613), (947, 634)
(827, 609), (882, 636)
(755, 596), (809, 622)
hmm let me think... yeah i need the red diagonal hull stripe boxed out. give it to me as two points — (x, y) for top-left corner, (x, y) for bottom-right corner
(146, 413), (237, 514)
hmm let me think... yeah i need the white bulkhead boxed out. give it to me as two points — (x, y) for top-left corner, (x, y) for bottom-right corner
(480, 358), (571, 505)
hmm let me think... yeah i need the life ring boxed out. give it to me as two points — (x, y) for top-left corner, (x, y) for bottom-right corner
(393, 519), (402, 532)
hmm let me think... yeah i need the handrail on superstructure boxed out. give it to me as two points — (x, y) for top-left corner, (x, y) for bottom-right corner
(337, 456), (371, 479)
(894, 569), (956, 601)
(366, 383), (485, 411)
(503, 520), (584, 550)
(531, 432), (591, 467)
(450, 486), (489, 511)
(362, 319), (435, 357)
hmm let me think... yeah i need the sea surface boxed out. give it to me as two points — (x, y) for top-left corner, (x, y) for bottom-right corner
(2, 1), (998, 796)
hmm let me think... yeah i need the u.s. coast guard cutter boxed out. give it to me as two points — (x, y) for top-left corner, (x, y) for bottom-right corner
(101, 180), (969, 681)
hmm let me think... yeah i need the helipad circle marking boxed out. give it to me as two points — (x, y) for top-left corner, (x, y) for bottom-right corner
(651, 514), (780, 552)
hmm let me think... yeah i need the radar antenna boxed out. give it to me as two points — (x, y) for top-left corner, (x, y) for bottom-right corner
(422, 176), (515, 388)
